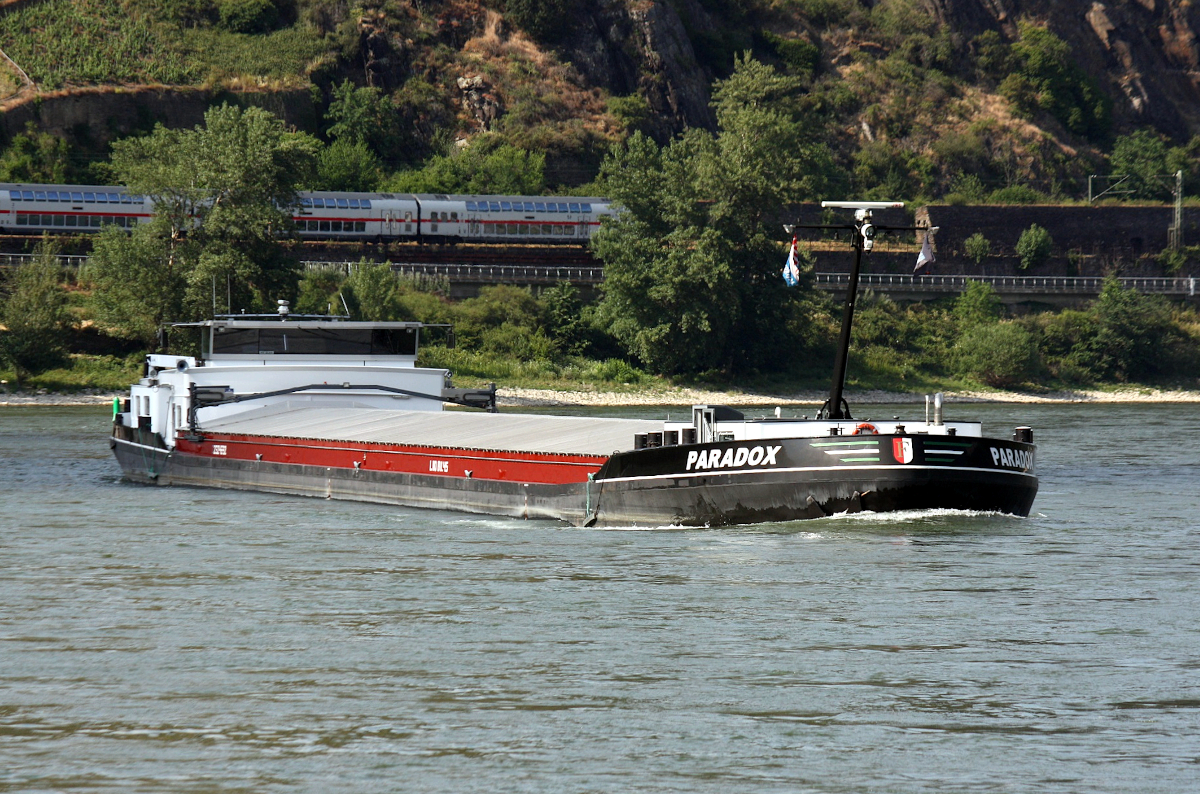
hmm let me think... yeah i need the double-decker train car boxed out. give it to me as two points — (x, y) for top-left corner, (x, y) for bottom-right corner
(0, 183), (616, 244)
(0, 184), (153, 233)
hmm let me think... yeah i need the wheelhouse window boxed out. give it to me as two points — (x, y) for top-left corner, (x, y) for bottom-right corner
(211, 326), (419, 356)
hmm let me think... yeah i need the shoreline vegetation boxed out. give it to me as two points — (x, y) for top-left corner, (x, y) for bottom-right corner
(5, 385), (1200, 408)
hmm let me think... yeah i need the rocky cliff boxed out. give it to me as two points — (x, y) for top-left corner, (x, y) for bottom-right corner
(927, 0), (1200, 138)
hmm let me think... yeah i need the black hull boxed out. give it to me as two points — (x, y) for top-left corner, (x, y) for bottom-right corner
(113, 429), (1038, 527)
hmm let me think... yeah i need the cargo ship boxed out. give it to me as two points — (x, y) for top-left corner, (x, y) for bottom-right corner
(110, 202), (1038, 526)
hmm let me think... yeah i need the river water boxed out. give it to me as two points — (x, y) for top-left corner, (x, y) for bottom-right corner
(1, 403), (1198, 793)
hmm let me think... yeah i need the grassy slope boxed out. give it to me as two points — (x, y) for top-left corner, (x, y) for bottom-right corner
(0, 0), (329, 89)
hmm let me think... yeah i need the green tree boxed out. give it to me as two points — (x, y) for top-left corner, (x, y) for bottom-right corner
(108, 103), (319, 318)
(1110, 129), (1170, 200)
(315, 138), (382, 191)
(383, 139), (545, 195)
(954, 279), (1003, 327)
(339, 261), (403, 321)
(0, 123), (72, 183)
(294, 265), (346, 315)
(1015, 224), (1053, 270)
(953, 322), (1039, 387)
(1077, 277), (1176, 381)
(85, 221), (182, 345)
(993, 22), (1111, 141)
(324, 80), (399, 156)
(963, 232), (991, 265)
(506, 0), (575, 42)
(218, 0), (277, 33)
(593, 55), (837, 375)
(540, 281), (589, 357)
(0, 240), (71, 384)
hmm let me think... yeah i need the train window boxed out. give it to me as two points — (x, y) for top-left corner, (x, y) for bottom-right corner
(337, 198), (349, 209)
(569, 203), (580, 212)
(34, 191), (46, 200)
(553, 224), (563, 235)
(565, 226), (575, 235)
(16, 214), (26, 224)
(542, 223), (552, 234)
(466, 201), (477, 211)
(450, 211), (458, 220)
(527, 223), (539, 235)
(347, 199), (358, 209)
(582, 203), (592, 213)
(83, 192), (94, 202)
(120, 195), (130, 204)
(494, 223), (506, 235)
(9, 190), (20, 201)
(46, 191), (59, 201)
(65, 215), (77, 227)
(404, 211), (412, 221)
(107, 193), (119, 202)
(23, 191), (35, 200)
(355, 221), (366, 232)
(71, 192), (83, 202)
(301, 198), (312, 208)
(560, 203), (571, 212)
(499, 202), (510, 211)
(320, 221), (330, 232)
(336, 221), (347, 232)
(91, 216), (102, 227)
(438, 212), (446, 221)
(489, 201), (500, 211)
(361, 199), (371, 209)
(504, 223), (515, 234)
(94, 193), (107, 203)
(310, 198), (323, 208)
(534, 202), (545, 211)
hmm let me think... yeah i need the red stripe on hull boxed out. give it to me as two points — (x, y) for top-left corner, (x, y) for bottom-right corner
(174, 433), (607, 485)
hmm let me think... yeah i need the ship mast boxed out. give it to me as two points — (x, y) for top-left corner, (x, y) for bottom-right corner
(819, 201), (902, 419)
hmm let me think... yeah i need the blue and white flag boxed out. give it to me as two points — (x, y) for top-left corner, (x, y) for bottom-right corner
(783, 236), (801, 286)
(914, 230), (935, 275)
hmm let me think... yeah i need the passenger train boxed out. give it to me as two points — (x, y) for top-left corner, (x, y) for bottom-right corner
(0, 183), (616, 244)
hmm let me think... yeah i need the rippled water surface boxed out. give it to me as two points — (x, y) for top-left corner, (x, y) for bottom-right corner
(2, 403), (1199, 793)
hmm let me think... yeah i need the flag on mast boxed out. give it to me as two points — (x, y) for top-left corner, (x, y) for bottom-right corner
(783, 235), (801, 286)
(914, 229), (935, 275)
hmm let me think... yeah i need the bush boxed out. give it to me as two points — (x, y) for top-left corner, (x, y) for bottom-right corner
(964, 232), (991, 264)
(988, 22), (1111, 141)
(988, 184), (1043, 204)
(1016, 224), (1053, 270)
(218, 0), (277, 33)
(294, 266), (346, 315)
(954, 322), (1039, 387)
(954, 280), (1003, 326)
(1079, 277), (1176, 381)
(506, 0), (575, 42)
(0, 241), (72, 385)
